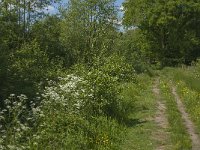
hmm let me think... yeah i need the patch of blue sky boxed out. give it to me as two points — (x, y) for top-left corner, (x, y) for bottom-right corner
(47, 0), (124, 14)
(59, 0), (124, 5)
(116, 0), (124, 6)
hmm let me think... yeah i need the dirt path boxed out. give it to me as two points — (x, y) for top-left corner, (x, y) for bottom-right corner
(153, 79), (170, 150)
(172, 86), (200, 150)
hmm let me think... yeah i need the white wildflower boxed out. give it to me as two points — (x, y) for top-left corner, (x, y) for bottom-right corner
(10, 94), (15, 97)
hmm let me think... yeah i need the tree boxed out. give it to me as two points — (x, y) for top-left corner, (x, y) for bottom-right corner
(0, 0), (61, 101)
(1, 40), (62, 102)
(0, 1), (21, 102)
(123, 0), (200, 66)
(60, 0), (118, 66)
(31, 15), (64, 62)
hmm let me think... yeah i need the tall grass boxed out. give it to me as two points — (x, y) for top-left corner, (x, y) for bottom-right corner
(162, 61), (200, 135)
(173, 69), (200, 91)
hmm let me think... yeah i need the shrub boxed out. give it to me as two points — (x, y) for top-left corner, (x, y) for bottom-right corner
(70, 64), (133, 120)
(93, 54), (136, 82)
(41, 70), (122, 118)
(28, 72), (124, 149)
(0, 54), (135, 149)
(30, 115), (123, 150)
(10, 40), (61, 81)
(5, 40), (63, 101)
(29, 65), (129, 148)
(0, 73), (124, 149)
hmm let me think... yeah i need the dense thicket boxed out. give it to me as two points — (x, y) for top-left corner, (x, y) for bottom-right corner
(0, 0), (138, 149)
(0, 0), (62, 101)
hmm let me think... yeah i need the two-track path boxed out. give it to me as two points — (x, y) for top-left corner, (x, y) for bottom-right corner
(153, 78), (200, 150)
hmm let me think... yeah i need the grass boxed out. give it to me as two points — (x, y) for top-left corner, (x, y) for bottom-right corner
(176, 81), (200, 134)
(159, 78), (192, 149)
(162, 66), (200, 135)
(162, 67), (200, 91)
(165, 67), (200, 135)
(173, 70), (200, 92)
(120, 74), (157, 150)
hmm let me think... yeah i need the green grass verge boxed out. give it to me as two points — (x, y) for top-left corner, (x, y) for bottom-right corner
(162, 67), (200, 135)
(162, 67), (200, 91)
(176, 81), (200, 135)
(120, 74), (157, 150)
(173, 71), (200, 92)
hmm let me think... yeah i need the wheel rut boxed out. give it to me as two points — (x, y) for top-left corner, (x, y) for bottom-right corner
(153, 79), (169, 150)
(172, 86), (200, 150)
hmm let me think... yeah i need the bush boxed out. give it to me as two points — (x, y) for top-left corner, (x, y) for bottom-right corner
(11, 40), (62, 81)
(0, 54), (136, 149)
(93, 55), (136, 82)
(41, 69), (123, 119)
(30, 115), (123, 150)
(5, 40), (63, 100)
(70, 63), (135, 120)
(28, 66), (127, 149)
(0, 74), (124, 149)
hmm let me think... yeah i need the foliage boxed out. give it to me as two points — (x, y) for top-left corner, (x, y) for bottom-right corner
(0, 70), (126, 149)
(123, 0), (200, 65)
(0, 6), (22, 101)
(71, 63), (133, 119)
(31, 16), (65, 65)
(93, 54), (136, 82)
(11, 41), (55, 81)
(60, 0), (118, 65)
(0, 94), (32, 150)
(115, 30), (154, 74)
(4, 40), (62, 100)
(4, 0), (200, 149)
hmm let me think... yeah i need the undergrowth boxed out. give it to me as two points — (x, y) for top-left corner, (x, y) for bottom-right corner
(0, 55), (141, 150)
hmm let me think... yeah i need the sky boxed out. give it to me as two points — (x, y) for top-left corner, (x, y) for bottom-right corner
(116, 0), (124, 6)
(47, 0), (125, 14)
(60, 0), (124, 5)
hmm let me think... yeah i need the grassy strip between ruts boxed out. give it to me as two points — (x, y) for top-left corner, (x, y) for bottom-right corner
(159, 78), (192, 149)
(120, 74), (157, 150)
